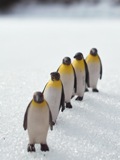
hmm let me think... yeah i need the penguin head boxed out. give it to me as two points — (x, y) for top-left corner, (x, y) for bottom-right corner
(90, 48), (98, 56)
(50, 72), (60, 81)
(63, 57), (71, 65)
(74, 52), (83, 60)
(33, 92), (44, 103)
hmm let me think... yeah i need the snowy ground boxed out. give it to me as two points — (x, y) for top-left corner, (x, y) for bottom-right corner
(0, 17), (120, 160)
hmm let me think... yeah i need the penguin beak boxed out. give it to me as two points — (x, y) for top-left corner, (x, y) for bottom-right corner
(36, 95), (40, 102)
(74, 55), (82, 60)
(50, 72), (60, 81)
(64, 59), (71, 65)
(33, 92), (44, 103)
(74, 55), (77, 58)
(52, 77), (55, 81)
(35, 94), (43, 103)
(52, 76), (59, 81)
(90, 48), (98, 56)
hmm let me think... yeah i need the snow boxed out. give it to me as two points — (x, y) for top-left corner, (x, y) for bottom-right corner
(0, 17), (120, 160)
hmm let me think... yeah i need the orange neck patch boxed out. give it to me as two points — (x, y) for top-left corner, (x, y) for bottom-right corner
(86, 54), (99, 63)
(72, 59), (85, 71)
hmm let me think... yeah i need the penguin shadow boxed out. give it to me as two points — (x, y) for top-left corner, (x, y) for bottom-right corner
(81, 92), (120, 130)
(69, 89), (120, 134)
(85, 88), (120, 101)
(99, 90), (120, 102)
(43, 119), (78, 159)
(71, 95), (88, 109)
(23, 90), (120, 157)
(25, 149), (49, 159)
(57, 102), (120, 158)
(23, 98), (119, 158)
(63, 96), (120, 154)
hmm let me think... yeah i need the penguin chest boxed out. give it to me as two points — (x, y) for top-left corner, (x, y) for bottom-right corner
(75, 68), (86, 95)
(44, 87), (61, 107)
(44, 87), (62, 122)
(60, 73), (74, 102)
(87, 62), (100, 87)
(27, 105), (49, 144)
(72, 60), (86, 94)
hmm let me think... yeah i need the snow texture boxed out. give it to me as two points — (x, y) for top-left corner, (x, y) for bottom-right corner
(0, 18), (120, 160)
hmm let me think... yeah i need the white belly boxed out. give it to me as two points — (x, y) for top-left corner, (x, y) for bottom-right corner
(75, 69), (86, 97)
(87, 62), (100, 88)
(60, 73), (74, 103)
(27, 105), (49, 144)
(44, 87), (61, 123)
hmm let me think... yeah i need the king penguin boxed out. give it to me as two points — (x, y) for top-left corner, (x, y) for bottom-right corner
(57, 57), (76, 108)
(43, 72), (65, 125)
(23, 91), (53, 152)
(72, 52), (89, 101)
(85, 48), (103, 92)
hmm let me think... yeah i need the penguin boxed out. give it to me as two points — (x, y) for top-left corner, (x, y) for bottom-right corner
(43, 72), (65, 125)
(72, 52), (89, 101)
(23, 91), (53, 152)
(57, 57), (76, 108)
(85, 48), (103, 92)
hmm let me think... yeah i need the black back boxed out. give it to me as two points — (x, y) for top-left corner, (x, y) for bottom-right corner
(46, 101), (53, 131)
(72, 65), (77, 93)
(84, 60), (90, 87)
(59, 83), (65, 112)
(98, 55), (103, 79)
(23, 100), (32, 130)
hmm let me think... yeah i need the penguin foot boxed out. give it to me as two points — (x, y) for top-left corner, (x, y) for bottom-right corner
(41, 144), (49, 152)
(27, 144), (36, 152)
(85, 88), (89, 92)
(92, 88), (99, 92)
(75, 96), (83, 101)
(52, 121), (55, 126)
(66, 102), (72, 109)
(71, 95), (74, 99)
(61, 105), (65, 112)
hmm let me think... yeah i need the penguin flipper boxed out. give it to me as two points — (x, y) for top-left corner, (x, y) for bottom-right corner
(98, 55), (103, 79)
(23, 100), (32, 130)
(72, 65), (77, 93)
(84, 59), (90, 87)
(42, 82), (49, 93)
(57, 65), (61, 72)
(60, 83), (65, 112)
(46, 102), (53, 131)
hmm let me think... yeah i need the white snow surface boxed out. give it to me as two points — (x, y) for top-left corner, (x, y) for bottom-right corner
(0, 17), (120, 160)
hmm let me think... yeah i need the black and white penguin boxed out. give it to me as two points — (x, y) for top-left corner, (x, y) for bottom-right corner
(43, 72), (65, 125)
(85, 48), (103, 92)
(57, 57), (76, 108)
(72, 52), (89, 101)
(23, 92), (53, 152)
